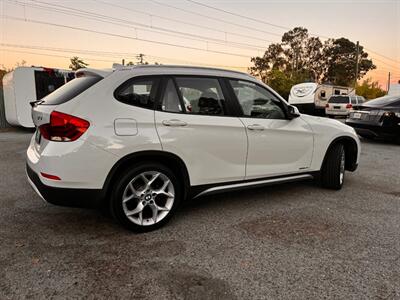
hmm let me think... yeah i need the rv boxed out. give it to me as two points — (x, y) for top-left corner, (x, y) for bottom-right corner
(288, 82), (355, 115)
(2, 67), (75, 128)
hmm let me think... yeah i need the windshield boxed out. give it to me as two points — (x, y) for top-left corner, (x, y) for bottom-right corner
(364, 95), (400, 107)
(41, 76), (102, 105)
(328, 96), (350, 103)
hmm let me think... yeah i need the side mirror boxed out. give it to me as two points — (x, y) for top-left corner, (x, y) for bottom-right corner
(287, 105), (300, 119)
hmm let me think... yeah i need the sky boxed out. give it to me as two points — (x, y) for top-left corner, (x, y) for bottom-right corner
(1, 0), (399, 88)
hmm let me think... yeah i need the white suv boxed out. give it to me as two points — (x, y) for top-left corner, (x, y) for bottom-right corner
(27, 65), (360, 232)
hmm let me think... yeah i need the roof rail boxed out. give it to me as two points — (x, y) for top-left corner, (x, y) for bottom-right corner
(111, 64), (251, 77)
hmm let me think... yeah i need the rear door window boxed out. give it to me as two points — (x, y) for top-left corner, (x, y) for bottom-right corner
(41, 76), (102, 105)
(174, 77), (226, 116)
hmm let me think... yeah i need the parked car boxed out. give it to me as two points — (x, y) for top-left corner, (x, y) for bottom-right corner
(346, 95), (400, 143)
(325, 95), (365, 118)
(27, 65), (360, 232)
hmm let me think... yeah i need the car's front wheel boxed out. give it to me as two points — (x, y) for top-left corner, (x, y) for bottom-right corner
(321, 143), (345, 190)
(110, 163), (181, 232)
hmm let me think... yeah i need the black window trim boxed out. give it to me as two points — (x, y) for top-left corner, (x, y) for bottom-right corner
(223, 77), (290, 120)
(113, 75), (163, 110)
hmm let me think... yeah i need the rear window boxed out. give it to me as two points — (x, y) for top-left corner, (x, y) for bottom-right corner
(328, 96), (350, 104)
(365, 95), (400, 107)
(41, 76), (102, 105)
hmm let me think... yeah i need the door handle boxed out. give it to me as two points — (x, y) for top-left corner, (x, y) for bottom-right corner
(247, 124), (265, 131)
(162, 119), (188, 127)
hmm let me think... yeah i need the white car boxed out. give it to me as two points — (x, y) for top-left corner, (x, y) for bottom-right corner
(325, 95), (365, 117)
(27, 65), (360, 232)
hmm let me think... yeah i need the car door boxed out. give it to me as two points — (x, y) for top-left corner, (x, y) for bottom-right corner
(227, 79), (314, 179)
(154, 76), (247, 185)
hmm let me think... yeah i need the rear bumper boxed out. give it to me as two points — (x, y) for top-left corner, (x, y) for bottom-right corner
(326, 109), (349, 116)
(345, 120), (399, 139)
(26, 164), (104, 208)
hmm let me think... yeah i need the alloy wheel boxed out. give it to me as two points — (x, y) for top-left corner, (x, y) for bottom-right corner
(122, 171), (175, 226)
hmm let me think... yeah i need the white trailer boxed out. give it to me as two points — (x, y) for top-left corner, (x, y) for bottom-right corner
(388, 81), (400, 96)
(288, 82), (355, 115)
(2, 67), (75, 128)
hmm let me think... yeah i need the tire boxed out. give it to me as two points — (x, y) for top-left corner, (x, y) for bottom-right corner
(328, 115), (334, 119)
(321, 143), (345, 190)
(110, 162), (182, 232)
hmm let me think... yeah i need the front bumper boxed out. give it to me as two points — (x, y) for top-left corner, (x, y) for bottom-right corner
(26, 164), (104, 208)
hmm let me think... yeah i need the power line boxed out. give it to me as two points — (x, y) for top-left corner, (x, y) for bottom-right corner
(0, 48), (117, 63)
(184, 0), (400, 64)
(10, 0), (265, 52)
(93, 0), (275, 45)
(184, 0), (330, 39)
(2, 15), (253, 58)
(149, 0), (283, 39)
(0, 43), (249, 69)
(365, 48), (400, 64)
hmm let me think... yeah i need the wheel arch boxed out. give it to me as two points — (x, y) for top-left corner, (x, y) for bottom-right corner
(102, 150), (191, 202)
(322, 136), (359, 172)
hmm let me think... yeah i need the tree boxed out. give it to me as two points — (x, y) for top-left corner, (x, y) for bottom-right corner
(356, 78), (386, 100)
(250, 27), (376, 97)
(69, 57), (89, 70)
(322, 38), (375, 86)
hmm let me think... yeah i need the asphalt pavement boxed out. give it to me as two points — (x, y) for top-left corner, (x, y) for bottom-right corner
(0, 128), (399, 299)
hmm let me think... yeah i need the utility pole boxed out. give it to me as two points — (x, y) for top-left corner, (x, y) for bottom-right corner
(354, 41), (360, 88)
(136, 53), (145, 65)
(387, 72), (391, 94)
(122, 59), (125, 66)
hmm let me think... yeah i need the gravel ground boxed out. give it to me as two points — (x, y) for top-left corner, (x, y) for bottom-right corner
(1, 129), (399, 299)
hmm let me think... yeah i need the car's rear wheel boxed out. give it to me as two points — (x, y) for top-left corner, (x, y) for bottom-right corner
(321, 143), (345, 190)
(110, 163), (181, 232)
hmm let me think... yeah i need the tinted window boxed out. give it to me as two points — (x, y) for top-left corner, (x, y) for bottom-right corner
(230, 80), (286, 119)
(41, 76), (101, 105)
(160, 79), (182, 113)
(328, 96), (350, 104)
(115, 78), (160, 109)
(34, 70), (74, 100)
(364, 95), (400, 107)
(175, 77), (226, 116)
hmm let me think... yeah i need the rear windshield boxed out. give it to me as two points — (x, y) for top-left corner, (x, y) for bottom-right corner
(364, 95), (400, 107)
(41, 76), (102, 105)
(328, 96), (350, 103)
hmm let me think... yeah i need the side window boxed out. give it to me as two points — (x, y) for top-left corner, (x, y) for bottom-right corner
(358, 96), (365, 104)
(115, 78), (159, 109)
(160, 79), (182, 113)
(320, 90), (326, 99)
(351, 97), (357, 104)
(174, 77), (226, 116)
(229, 80), (286, 119)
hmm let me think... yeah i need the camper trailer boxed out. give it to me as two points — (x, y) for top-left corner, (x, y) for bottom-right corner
(288, 82), (355, 115)
(388, 80), (400, 96)
(2, 67), (75, 128)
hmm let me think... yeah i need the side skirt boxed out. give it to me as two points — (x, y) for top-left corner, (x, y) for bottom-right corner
(190, 173), (316, 199)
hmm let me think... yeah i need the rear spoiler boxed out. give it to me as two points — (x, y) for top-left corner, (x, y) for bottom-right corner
(75, 68), (113, 78)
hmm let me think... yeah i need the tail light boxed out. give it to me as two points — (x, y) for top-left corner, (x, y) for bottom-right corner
(346, 103), (353, 109)
(39, 111), (90, 142)
(325, 103), (329, 108)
